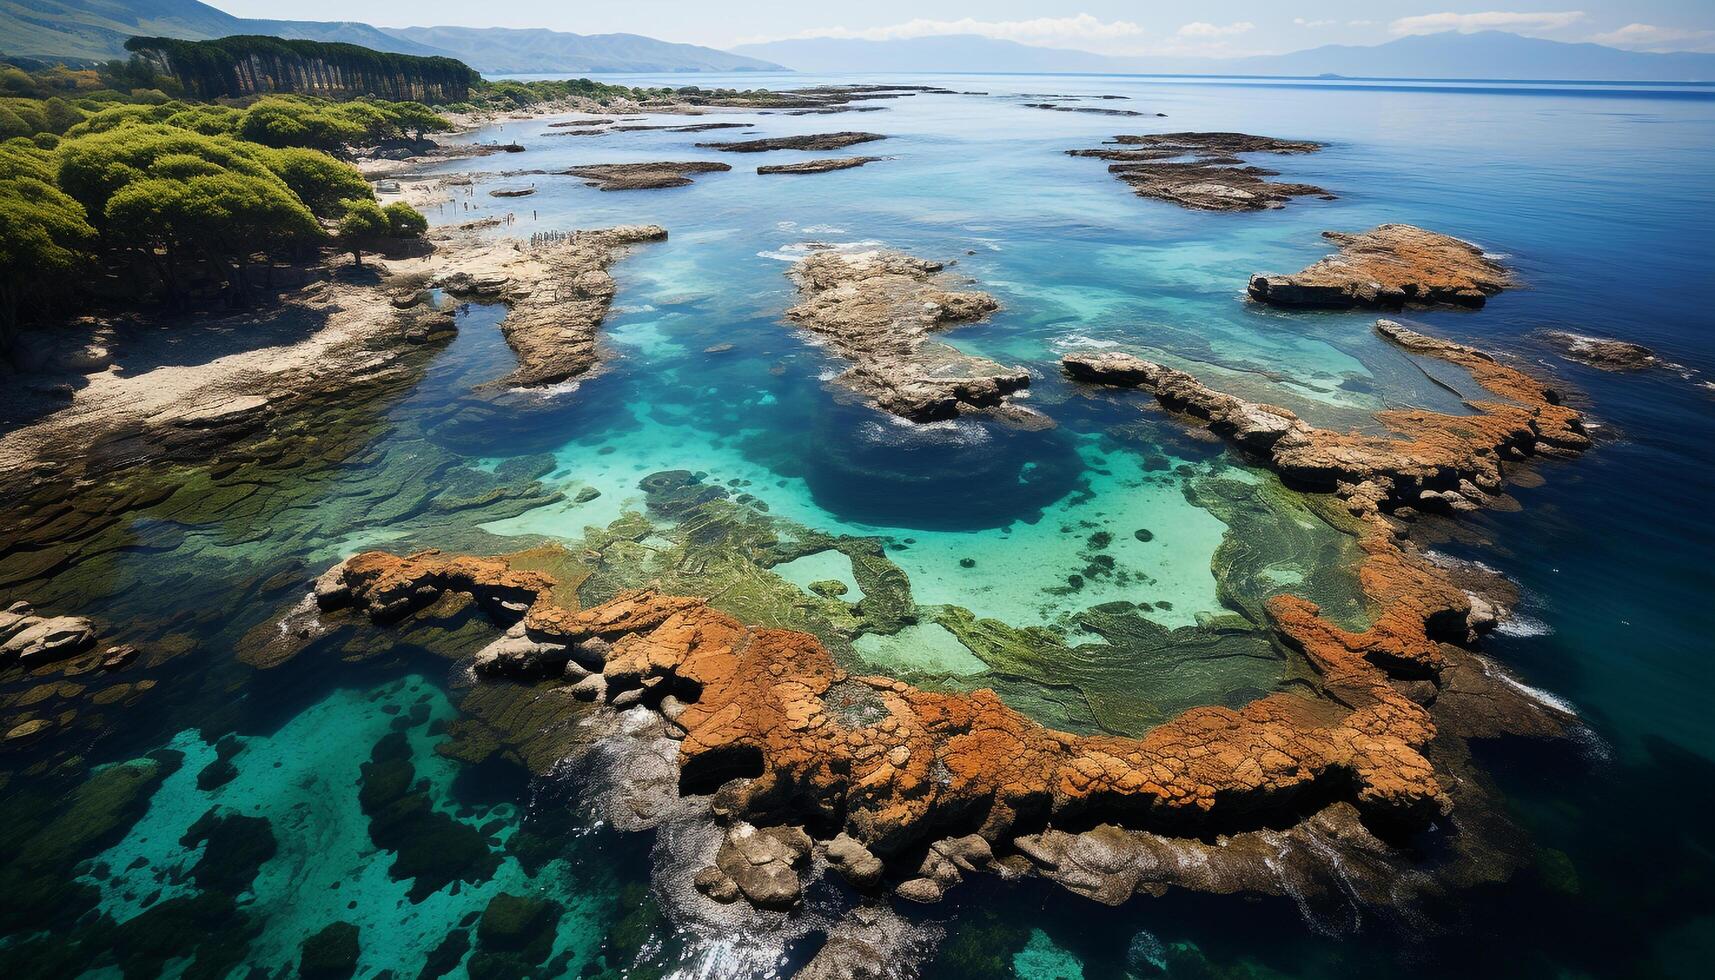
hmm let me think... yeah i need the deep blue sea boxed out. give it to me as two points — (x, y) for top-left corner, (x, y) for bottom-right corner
(2, 73), (1712, 978)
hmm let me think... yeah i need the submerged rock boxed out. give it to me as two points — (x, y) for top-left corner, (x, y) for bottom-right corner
(299, 921), (360, 978)
(1248, 224), (1511, 309)
(0, 601), (96, 666)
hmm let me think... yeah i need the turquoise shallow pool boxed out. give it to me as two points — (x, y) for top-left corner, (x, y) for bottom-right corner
(2, 73), (1713, 978)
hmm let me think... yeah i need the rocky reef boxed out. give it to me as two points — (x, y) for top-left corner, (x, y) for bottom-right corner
(782, 251), (1041, 424)
(1248, 224), (1512, 309)
(1541, 330), (1660, 371)
(1067, 132), (1331, 211)
(1063, 320), (1588, 516)
(1024, 102), (1147, 117)
(697, 132), (888, 153)
(560, 161), (731, 191)
(757, 157), (884, 175)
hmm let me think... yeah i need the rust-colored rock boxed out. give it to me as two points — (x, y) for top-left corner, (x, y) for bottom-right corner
(1064, 319), (1588, 516)
(315, 547), (1449, 873)
(1248, 224), (1511, 309)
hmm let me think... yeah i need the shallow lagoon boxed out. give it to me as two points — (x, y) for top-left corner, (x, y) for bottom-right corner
(2, 72), (1713, 978)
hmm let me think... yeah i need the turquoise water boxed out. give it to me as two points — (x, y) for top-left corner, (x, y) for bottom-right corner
(2, 73), (1713, 978)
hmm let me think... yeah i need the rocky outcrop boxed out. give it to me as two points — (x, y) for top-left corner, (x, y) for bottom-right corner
(1067, 132), (1330, 211)
(697, 132), (888, 153)
(560, 162), (731, 191)
(0, 601), (96, 667)
(313, 546), (1456, 900)
(1063, 320), (1588, 516)
(783, 251), (1039, 424)
(1248, 224), (1512, 309)
(1541, 331), (1659, 371)
(435, 225), (668, 387)
(1024, 102), (1147, 117)
(757, 157), (884, 175)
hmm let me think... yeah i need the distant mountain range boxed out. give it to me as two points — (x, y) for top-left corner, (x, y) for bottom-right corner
(0, 0), (783, 71)
(6, 2), (1714, 82)
(378, 26), (779, 74)
(735, 30), (1715, 82)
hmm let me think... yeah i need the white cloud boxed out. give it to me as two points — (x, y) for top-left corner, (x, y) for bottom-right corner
(1589, 23), (1715, 52)
(740, 14), (1147, 51)
(1178, 22), (1257, 38)
(1390, 11), (1587, 37)
(1295, 19), (1338, 29)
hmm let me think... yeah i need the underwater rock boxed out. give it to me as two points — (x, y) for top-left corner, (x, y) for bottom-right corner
(1066, 132), (1329, 211)
(180, 808), (277, 895)
(561, 161), (731, 190)
(697, 131), (887, 152)
(358, 730), (500, 901)
(1248, 225), (1512, 309)
(476, 893), (562, 963)
(797, 904), (943, 980)
(300, 921), (361, 979)
(757, 156), (884, 174)
(784, 250), (1039, 423)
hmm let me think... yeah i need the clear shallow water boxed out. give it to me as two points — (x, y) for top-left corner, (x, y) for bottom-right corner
(2, 73), (1713, 978)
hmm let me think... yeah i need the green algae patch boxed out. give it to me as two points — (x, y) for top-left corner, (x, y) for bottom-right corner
(359, 730), (501, 902)
(854, 621), (990, 678)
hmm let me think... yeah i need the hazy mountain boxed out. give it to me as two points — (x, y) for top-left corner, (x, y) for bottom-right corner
(0, 0), (780, 72)
(380, 26), (780, 74)
(731, 35), (1134, 74)
(1228, 31), (1715, 81)
(736, 29), (1715, 82)
(0, 0), (445, 61)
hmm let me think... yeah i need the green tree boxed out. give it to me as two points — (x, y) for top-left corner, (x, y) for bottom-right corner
(383, 202), (427, 236)
(0, 145), (95, 346)
(238, 97), (364, 152)
(262, 147), (372, 219)
(335, 199), (390, 267)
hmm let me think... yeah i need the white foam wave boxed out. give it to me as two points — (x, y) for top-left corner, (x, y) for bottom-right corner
(756, 239), (889, 263)
(1494, 614), (1553, 638)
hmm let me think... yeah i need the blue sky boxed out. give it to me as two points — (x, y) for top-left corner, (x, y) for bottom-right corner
(205, 3), (1715, 55)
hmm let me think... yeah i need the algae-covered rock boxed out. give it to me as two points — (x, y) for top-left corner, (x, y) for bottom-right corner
(180, 808), (277, 895)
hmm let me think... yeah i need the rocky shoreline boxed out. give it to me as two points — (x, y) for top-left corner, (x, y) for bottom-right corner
(1248, 224), (1513, 309)
(782, 251), (1042, 425)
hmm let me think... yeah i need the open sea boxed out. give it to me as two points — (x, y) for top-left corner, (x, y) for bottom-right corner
(2, 72), (1712, 978)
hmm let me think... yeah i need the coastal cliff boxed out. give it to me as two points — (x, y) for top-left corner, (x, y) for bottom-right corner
(125, 35), (477, 103)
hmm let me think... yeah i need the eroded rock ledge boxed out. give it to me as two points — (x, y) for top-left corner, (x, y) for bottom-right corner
(1248, 224), (1512, 309)
(783, 251), (1041, 424)
(1063, 319), (1588, 516)
(757, 157), (884, 175)
(560, 162), (731, 191)
(432, 225), (668, 387)
(1067, 132), (1331, 211)
(697, 132), (887, 153)
(315, 546), (1448, 896)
